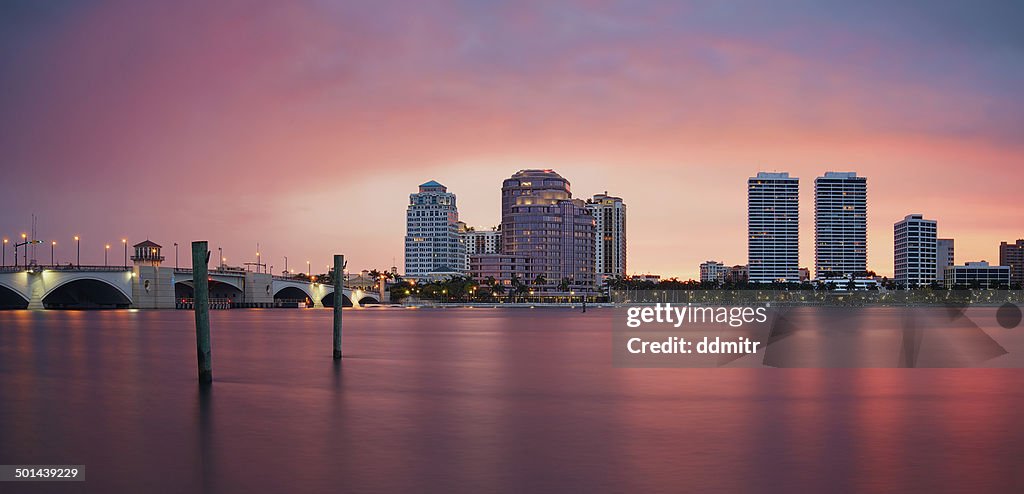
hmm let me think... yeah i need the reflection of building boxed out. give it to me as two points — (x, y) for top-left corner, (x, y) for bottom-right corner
(944, 261), (1011, 289)
(499, 169), (595, 291)
(748, 172), (799, 283)
(936, 238), (954, 281)
(894, 214), (937, 288)
(699, 261), (727, 283)
(999, 240), (1024, 285)
(587, 193), (627, 282)
(814, 172), (866, 278)
(404, 180), (466, 280)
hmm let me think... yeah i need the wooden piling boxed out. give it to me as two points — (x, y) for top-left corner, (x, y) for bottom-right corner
(333, 254), (344, 360)
(193, 241), (212, 384)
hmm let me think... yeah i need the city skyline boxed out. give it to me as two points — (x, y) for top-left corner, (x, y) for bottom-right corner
(1, 1), (1022, 279)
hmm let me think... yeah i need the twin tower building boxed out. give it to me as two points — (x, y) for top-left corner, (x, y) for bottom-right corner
(404, 170), (626, 293)
(748, 171), (867, 283)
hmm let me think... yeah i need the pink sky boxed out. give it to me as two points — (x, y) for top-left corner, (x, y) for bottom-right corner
(1, 1), (1021, 279)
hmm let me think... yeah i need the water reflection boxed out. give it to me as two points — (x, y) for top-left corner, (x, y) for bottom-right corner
(0, 309), (1021, 493)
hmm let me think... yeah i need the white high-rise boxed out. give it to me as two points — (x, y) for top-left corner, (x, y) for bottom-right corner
(748, 172), (799, 283)
(404, 181), (466, 279)
(586, 193), (626, 281)
(463, 225), (501, 273)
(814, 172), (867, 278)
(894, 214), (937, 288)
(936, 238), (954, 281)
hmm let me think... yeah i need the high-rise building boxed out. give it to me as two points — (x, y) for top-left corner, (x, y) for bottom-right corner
(500, 169), (595, 290)
(999, 240), (1024, 286)
(587, 193), (626, 282)
(699, 261), (727, 283)
(463, 225), (501, 273)
(936, 238), (954, 281)
(814, 172), (866, 278)
(404, 180), (466, 279)
(748, 172), (799, 283)
(894, 214), (937, 288)
(465, 226), (501, 255)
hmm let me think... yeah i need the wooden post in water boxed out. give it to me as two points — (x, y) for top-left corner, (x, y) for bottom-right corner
(193, 241), (212, 384)
(333, 254), (344, 360)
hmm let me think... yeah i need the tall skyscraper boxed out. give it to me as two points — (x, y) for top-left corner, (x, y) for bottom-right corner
(999, 239), (1024, 285)
(936, 238), (954, 281)
(894, 214), (937, 288)
(748, 172), (799, 283)
(814, 172), (866, 278)
(586, 193), (626, 282)
(404, 180), (466, 279)
(499, 169), (595, 290)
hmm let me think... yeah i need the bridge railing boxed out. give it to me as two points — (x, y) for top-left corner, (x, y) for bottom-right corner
(174, 267), (249, 275)
(176, 298), (233, 310)
(0, 264), (132, 273)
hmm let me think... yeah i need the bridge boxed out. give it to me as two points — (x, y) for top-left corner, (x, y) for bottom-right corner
(0, 265), (384, 310)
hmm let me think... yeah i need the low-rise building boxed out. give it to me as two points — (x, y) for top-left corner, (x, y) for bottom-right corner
(944, 261), (1011, 289)
(699, 261), (728, 283)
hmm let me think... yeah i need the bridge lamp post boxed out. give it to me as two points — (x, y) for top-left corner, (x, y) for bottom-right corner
(218, 247), (223, 269)
(284, 256), (288, 275)
(105, 244), (110, 267)
(122, 239), (127, 268)
(51, 241), (56, 266)
(2, 238), (7, 267)
(174, 243), (178, 269)
(74, 236), (80, 268)
(21, 233), (27, 266)
(307, 261), (311, 278)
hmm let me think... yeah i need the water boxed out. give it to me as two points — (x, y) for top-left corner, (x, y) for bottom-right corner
(1, 308), (1022, 493)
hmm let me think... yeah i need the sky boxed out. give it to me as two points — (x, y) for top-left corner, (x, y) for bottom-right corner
(1, 0), (1022, 279)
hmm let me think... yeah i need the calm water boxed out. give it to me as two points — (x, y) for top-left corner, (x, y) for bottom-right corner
(1, 308), (1022, 493)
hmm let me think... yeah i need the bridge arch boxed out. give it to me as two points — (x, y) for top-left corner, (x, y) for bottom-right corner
(274, 286), (312, 307)
(358, 296), (380, 306)
(174, 280), (244, 304)
(0, 282), (29, 309)
(320, 291), (353, 308)
(42, 278), (132, 309)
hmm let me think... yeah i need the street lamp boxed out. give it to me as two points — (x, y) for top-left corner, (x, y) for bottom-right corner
(2, 238), (7, 267)
(307, 260), (311, 277)
(74, 236), (80, 268)
(51, 241), (56, 266)
(284, 256), (288, 275)
(218, 247), (223, 269)
(21, 233), (27, 266)
(174, 243), (178, 270)
(122, 239), (127, 268)
(105, 244), (110, 266)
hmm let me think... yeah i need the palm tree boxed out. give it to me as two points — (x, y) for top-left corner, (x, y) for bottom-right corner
(533, 274), (547, 287)
(510, 275), (523, 302)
